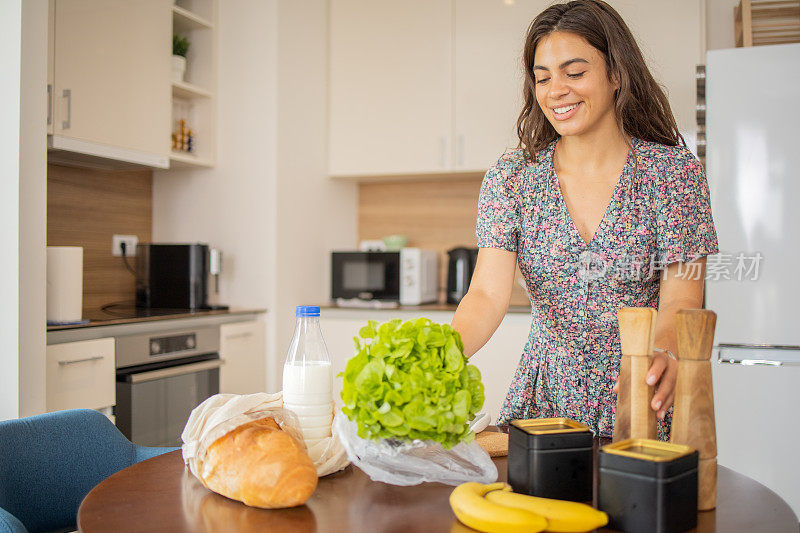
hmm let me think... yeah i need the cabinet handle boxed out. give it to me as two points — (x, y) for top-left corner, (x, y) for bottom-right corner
(439, 137), (447, 168)
(129, 359), (225, 383)
(62, 88), (71, 130)
(224, 332), (253, 340)
(457, 134), (465, 167)
(58, 355), (104, 366)
(47, 84), (52, 126)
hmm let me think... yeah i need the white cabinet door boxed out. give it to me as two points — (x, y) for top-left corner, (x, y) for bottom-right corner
(52, 0), (171, 160)
(320, 315), (366, 406)
(610, 0), (702, 135)
(453, 0), (547, 172)
(220, 320), (267, 394)
(46, 337), (115, 411)
(328, 0), (452, 176)
(469, 313), (531, 423)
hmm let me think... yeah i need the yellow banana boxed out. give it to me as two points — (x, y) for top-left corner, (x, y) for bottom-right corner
(485, 490), (608, 532)
(449, 482), (547, 533)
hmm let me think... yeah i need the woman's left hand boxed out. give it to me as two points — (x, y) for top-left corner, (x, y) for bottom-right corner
(647, 351), (679, 420)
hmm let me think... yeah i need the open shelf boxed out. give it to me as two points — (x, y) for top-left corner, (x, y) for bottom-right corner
(172, 5), (213, 32)
(170, 151), (213, 169)
(172, 80), (212, 99)
(169, 0), (216, 169)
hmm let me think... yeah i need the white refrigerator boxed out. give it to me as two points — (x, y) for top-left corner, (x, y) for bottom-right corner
(705, 43), (800, 517)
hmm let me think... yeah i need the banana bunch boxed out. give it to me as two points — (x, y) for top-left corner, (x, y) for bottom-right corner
(449, 482), (608, 533)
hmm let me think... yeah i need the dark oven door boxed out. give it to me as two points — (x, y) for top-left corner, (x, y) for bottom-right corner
(115, 353), (221, 447)
(331, 251), (400, 301)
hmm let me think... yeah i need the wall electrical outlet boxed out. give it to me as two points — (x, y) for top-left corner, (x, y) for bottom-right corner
(112, 235), (138, 257)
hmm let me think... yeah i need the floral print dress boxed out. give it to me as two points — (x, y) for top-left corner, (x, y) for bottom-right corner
(476, 137), (719, 438)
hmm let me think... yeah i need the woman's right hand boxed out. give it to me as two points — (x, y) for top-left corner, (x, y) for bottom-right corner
(451, 248), (517, 358)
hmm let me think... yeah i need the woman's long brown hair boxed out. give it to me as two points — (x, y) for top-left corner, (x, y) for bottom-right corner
(517, 0), (685, 162)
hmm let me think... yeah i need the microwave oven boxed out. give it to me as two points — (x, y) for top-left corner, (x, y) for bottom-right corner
(331, 249), (439, 305)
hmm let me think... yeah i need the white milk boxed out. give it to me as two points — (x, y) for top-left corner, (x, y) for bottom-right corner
(283, 361), (333, 445)
(283, 361), (332, 396)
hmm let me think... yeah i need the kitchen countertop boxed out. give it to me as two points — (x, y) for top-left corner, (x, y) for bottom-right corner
(320, 302), (531, 314)
(47, 307), (267, 332)
(46, 308), (267, 345)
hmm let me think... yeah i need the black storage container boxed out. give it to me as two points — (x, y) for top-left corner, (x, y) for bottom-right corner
(598, 439), (698, 533)
(508, 418), (593, 502)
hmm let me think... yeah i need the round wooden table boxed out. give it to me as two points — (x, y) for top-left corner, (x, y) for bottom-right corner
(78, 449), (797, 532)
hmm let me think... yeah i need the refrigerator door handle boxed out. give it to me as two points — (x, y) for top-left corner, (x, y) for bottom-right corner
(716, 343), (800, 366)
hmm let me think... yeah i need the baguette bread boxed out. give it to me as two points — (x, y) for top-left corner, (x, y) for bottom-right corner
(202, 417), (318, 508)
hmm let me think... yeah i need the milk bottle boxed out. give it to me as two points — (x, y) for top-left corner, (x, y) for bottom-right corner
(283, 306), (333, 454)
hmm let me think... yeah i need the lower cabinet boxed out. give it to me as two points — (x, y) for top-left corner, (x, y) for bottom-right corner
(46, 337), (115, 412)
(220, 320), (267, 394)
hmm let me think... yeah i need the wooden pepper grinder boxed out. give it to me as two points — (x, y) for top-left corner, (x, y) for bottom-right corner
(671, 308), (718, 511)
(613, 307), (658, 442)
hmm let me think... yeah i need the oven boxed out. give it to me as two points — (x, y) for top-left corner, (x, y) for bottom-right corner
(114, 326), (221, 447)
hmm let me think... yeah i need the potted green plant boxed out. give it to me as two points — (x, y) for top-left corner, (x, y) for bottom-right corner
(172, 34), (190, 83)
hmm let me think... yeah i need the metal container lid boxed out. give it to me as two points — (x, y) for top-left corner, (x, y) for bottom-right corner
(603, 439), (694, 462)
(511, 417), (589, 434)
(599, 438), (698, 479)
(509, 418), (593, 451)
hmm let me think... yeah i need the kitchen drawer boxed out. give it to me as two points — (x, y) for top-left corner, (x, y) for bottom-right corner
(46, 337), (115, 411)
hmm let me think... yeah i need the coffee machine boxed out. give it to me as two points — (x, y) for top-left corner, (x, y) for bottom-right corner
(135, 243), (227, 310)
(446, 247), (479, 304)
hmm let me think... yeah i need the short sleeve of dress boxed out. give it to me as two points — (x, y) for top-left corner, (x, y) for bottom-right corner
(655, 148), (719, 264)
(476, 155), (522, 252)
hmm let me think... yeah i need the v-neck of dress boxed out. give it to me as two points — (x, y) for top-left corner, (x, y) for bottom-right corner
(548, 138), (636, 249)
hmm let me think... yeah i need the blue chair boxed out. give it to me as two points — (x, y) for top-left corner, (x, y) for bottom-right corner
(0, 409), (177, 533)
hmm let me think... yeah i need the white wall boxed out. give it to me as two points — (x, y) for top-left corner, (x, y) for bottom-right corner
(0, 0), (22, 421)
(19, 0), (48, 418)
(0, 0), (49, 421)
(706, 0), (738, 50)
(274, 0), (357, 389)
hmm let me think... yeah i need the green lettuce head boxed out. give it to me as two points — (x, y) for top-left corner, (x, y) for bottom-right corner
(339, 318), (485, 449)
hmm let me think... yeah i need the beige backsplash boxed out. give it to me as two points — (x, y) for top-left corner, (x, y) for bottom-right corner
(47, 163), (153, 316)
(358, 178), (529, 307)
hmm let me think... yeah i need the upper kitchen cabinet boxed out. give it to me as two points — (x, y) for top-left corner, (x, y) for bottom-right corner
(453, 1), (545, 172)
(329, 0), (703, 178)
(48, 0), (172, 169)
(328, 0), (453, 177)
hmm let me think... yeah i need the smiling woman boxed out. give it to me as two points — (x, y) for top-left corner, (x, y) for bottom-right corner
(518, 0), (683, 157)
(450, 0), (719, 439)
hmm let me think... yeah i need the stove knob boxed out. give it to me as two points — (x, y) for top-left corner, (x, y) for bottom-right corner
(150, 341), (160, 354)
(186, 336), (195, 349)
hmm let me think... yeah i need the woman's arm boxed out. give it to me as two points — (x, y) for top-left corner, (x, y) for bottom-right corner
(647, 257), (707, 419)
(451, 248), (518, 358)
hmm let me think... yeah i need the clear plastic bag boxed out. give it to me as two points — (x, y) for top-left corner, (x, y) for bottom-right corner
(333, 412), (498, 486)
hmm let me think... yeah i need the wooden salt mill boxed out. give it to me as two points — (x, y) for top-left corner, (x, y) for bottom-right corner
(671, 308), (718, 511)
(613, 307), (658, 442)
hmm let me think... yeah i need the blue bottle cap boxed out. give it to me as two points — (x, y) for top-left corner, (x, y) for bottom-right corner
(295, 305), (320, 317)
